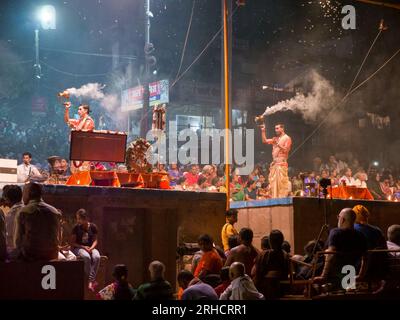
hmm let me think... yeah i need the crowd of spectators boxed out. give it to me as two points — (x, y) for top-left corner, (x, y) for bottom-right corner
(1, 184), (400, 300)
(0, 115), (70, 167)
(1, 105), (399, 202)
(163, 154), (400, 201)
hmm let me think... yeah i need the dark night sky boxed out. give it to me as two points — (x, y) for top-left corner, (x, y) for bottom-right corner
(1, 1), (399, 92)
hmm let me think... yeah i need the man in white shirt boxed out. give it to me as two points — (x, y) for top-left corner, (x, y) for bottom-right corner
(220, 262), (264, 300)
(340, 167), (356, 186)
(17, 152), (42, 183)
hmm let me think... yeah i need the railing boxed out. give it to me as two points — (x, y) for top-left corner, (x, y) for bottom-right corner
(284, 248), (400, 299)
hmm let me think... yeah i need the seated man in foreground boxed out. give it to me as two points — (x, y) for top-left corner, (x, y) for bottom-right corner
(314, 208), (368, 290)
(14, 182), (62, 261)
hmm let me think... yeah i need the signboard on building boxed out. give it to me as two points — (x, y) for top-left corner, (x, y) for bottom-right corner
(121, 79), (169, 112)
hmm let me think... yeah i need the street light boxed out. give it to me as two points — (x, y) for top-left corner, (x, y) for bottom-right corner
(34, 5), (56, 79)
(38, 5), (56, 30)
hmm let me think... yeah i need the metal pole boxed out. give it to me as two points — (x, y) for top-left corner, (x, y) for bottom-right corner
(141, 0), (151, 137)
(34, 29), (41, 79)
(145, 0), (150, 44)
(223, 0), (231, 209)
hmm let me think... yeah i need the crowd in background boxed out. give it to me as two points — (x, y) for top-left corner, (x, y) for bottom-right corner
(1, 105), (399, 201)
(5, 145), (400, 201)
(0, 115), (70, 166)
(162, 155), (400, 201)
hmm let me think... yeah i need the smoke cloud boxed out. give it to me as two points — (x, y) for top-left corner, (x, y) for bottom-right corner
(66, 82), (120, 111)
(262, 70), (337, 123)
(66, 83), (106, 100)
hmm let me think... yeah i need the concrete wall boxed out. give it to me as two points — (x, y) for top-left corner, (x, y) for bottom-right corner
(236, 205), (294, 252)
(42, 185), (226, 289)
(236, 197), (400, 254)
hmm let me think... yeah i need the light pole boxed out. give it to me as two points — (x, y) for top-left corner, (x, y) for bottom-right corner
(140, 0), (155, 137)
(34, 5), (56, 80)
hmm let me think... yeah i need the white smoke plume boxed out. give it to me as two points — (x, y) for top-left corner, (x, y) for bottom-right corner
(66, 83), (106, 100)
(100, 94), (119, 112)
(66, 82), (120, 111)
(262, 70), (337, 123)
(65, 82), (124, 128)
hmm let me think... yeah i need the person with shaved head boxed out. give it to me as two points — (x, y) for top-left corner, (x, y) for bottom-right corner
(314, 208), (367, 288)
(134, 260), (173, 300)
(220, 262), (264, 300)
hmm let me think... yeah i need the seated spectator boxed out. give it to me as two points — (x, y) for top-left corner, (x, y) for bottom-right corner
(97, 264), (136, 300)
(353, 205), (386, 249)
(251, 230), (290, 299)
(261, 236), (270, 250)
(212, 176), (227, 193)
(244, 180), (257, 201)
(304, 172), (318, 196)
(174, 176), (188, 191)
(194, 234), (223, 279)
(225, 228), (259, 276)
(14, 182), (61, 261)
(387, 225), (400, 257)
(312, 157), (329, 173)
(197, 175), (210, 191)
(225, 235), (239, 258)
(191, 249), (203, 274)
(178, 270), (218, 300)
(380, 176), (394, 199)
(367, 170), (385, 200)
(220, 262), (264, 300)
(394, 178), (400, 200)
(353, 206), (389, 285)
(354, 172), (368, 188)
(330, 169), (340, 186)
(200, 165), (214, 184)
(2, 185), (23, 253)
(0, 205), (5, 262)
(184, 164), (200, 187)
(256, 175), (266, 189)
(167, 163), (180, 187)
(60, 158), (71, 176)
(257, 182), (270, 199)
(291, 174), (304, 195)
(134, 261), (173, 300)
(230, 173), (245, 201)
(221, 209), (238, 253)
(214, 267), (231, 297)
(295, 240), (325, 280)
(70, 208), (101, 292)
(340, 167), (356, 186)
(282, 241), (291, 254)
(314, 208), (368, 288)
(58, 214), (76, 261)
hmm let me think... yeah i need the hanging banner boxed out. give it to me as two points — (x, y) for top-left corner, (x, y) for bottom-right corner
(121, 79), (169, 112)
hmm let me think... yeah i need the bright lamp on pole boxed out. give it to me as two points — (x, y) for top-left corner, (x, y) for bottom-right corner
(38, 5), (56, 30)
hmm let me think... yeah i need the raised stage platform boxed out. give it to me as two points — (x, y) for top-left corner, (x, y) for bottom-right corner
(232, 197), (400, 253)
